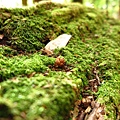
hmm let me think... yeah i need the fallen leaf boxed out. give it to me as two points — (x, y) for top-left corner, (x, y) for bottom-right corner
(44, 34), (72, 55)
(0, 34), (4, 39)
(73, 107), (79, 118)
(87, 108), (97, 120)
(78, 111), (85, 120)
(27, 72), (36, 78)
(75, 100), (81, 106)
(42, 84), (52, 89)
(82, 98), (87, 103)
(85, 106), (91, 113)
(2, 12), (11, 17)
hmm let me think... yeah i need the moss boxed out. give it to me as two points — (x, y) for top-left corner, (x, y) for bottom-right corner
(0, 98), (18, 119)
(0, 53), (55, 80)
(0, 2), (120, 120)
(0, 2), (104, 53)
(97, 74), (120, 119)
(0, 46), (18, 56)
(0, 73), (81, 120)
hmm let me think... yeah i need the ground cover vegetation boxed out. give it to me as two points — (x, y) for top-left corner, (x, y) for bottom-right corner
(0, 2), (120, 120)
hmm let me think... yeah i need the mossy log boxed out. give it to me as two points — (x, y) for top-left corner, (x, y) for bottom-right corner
(0, 2), (120, 120)
(0, 2), (104, 53)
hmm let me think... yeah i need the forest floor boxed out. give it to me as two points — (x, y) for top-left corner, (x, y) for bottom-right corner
(0, 2), (120, 120)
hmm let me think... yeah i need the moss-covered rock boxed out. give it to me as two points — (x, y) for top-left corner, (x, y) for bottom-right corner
(0, 2), (120, 120)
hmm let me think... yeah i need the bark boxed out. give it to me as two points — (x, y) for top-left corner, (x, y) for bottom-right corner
(106, 0), (109, 16)
(34, 0), (41, 3)
(118, 0), (120, 19)
(22, 0), (27, 6)
(73, 0), (83, 4)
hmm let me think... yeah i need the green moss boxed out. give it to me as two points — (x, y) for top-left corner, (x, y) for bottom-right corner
(0, 98), (15, 118)
(0, 2), (120, 120)
(0, 2), (104, 53)
(0, 73), (82, 120)
(0, 46), (18, 56)
(0, 53), (55, 80)
(97, 74), (120, 119)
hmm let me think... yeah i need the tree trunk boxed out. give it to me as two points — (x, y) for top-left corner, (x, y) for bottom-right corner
(34, 0), (41, 3)
(106, 0), (109, 16)
(118, 0), (120, 19)
(73, 0), (83, 3)
(22, 0), (27, 6)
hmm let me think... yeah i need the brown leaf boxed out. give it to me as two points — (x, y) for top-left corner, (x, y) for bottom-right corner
(75, 100), (81, 107)
(96, 107), (104, 113)
(11, 77), (19, 83)
(94, 102), (100, 108)
(78, 111), (85, 120)
(20, 112), (26, 119)
(2, 12), (11, 17)
(81, 98), (90, 108)
(91, 101), (96, 108)
(87, 108), (97, 120)
(42, 84), (52, 89)
(82, 98), (87, 104)
(41, 48), (53, 56)
(27, 72), (36, 78)
(85, 106), (91, 113)
(0, 34), (4, 39)
(73, 107), (79, 118)
(98, 115), (104, 120)
(72, 117), (77, 120)
(86, 97), (92, 104)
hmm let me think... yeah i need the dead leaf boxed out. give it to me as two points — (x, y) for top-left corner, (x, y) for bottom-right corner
(82, 98), (87, 103)
(91, 101), (96, 108)
(11, 77), (19, 83)
(44, 34), (72, 55)
(20, 112), (26, 119)
(2, 12), (11, 17)
(75, 100), (81, 107)
(27, 72), (36, 78)
(42, 84), (52, 89)
(0, 34), (4, 39)
(66, 71), (72, 75)
(78, 111), (85, 120)
(11, 37), (19, 40)
(87, 108), (97, 120)
(85, 106), (91, 113)
(73, 107), (79, 118)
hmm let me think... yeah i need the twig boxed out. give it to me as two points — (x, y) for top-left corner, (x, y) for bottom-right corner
(93, 67), (101, 85)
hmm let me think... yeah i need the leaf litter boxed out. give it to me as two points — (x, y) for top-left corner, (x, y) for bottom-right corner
(71, 65), (105, 120)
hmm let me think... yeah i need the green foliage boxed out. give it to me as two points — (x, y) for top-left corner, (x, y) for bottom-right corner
(84, 0), (120, 18)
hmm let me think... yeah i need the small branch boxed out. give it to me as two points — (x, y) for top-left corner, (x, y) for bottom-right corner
(93, 67), (101, 85)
